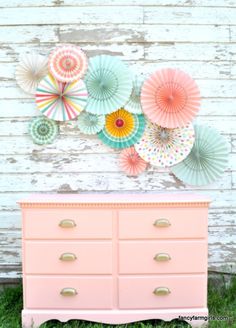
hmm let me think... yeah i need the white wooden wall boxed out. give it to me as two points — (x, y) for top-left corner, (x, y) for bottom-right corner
(0, 0), (235, 282)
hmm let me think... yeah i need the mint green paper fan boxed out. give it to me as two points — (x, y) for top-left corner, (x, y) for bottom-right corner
(84, 55), (133, 115)
(98, 110), (146, 149)
(77, 111), (105, 135)
(171, 124), (229, 186)
(125, 75), (144, 114)
(29, 116), (58, 145)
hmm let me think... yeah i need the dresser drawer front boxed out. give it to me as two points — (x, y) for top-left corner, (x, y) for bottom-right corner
(119, 275), (207, 309)
(119, 208), (207, 239)
(23, 209), (112, 239)
(24, 241), (112, 274)
(25, 276), (113, 309)
(119, 241), (207, 274)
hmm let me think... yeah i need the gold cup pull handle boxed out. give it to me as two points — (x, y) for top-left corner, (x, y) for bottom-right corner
(59, 219), (76, 228)
(154, 253), (171, 262)
(153, 218), (171, 227)
(153, 287), (171, 296)
(59, 253), (77, 261)
(60, 288), (77, 296)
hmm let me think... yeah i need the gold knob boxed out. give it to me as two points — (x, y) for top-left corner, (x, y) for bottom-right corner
(154, 253), (171, 262)
(60, 288), (77, 296)
(59, 219), (76, 228)
(153, 287), (171, 296)
(153, 218), (171, 227)
(59, 253), (77, 261)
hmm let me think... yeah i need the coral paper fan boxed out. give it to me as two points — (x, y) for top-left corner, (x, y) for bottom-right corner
(141, 68), (200, 128)
(98, 109), (146, 149)
(77, 111), (105, 135)
(16, 53), (48, 94)
(36, 74), (88, 121)
(119, 146), (148, 176)
(48, 45), (88, 83)
(171, 124), (229, 186)
(29, 116), (58, 145)
(85, 55), (133, 115)
(135, 121), (195, 167)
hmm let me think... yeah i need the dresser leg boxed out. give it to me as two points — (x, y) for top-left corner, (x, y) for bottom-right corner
(189, 319), (208, 327)
(22, 312), (43, 328)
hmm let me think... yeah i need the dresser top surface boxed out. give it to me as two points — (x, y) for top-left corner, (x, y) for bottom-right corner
(18, 193), (211, 207)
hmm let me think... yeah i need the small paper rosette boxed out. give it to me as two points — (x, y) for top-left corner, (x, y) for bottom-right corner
(48, 45), (88, 82)
(125, 75), (144, 114)
(29, 116), (58, 145)
(77, 111), (105, 135)
(16, 53), (48, 94)
(119, 146), (148, 176)
(98, 109), (146, 149)
(171, 124), (229, 186)
(135, 121), (195, 167)
(85, 55), (133, 115)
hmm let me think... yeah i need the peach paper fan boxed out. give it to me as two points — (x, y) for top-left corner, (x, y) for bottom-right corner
(119, 146), (148, 176)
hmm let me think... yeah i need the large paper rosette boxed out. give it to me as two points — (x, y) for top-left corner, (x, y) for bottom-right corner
(36, 74), (88, 121)
(171, 124), (229, 186)
(77, 111), (105, 135)
(119, 146), (148, 176)
(48, 45), (87, 82)
(141, 68), (200, 128)
(98, 109), (145, 149)
(125, 75), (144, 114)
(85, 55), (132, 115)
(16, 53), (48, 94)
(29, 116), (58, 145)
(135, 121), (195, 167)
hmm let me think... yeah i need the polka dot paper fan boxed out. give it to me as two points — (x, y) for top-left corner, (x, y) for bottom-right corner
(48, 45), (88, 83)
(141, 68), (200, 128)
(135, 121), (195, 167)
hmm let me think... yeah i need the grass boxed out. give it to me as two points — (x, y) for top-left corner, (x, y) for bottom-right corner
(0, 276), (235, 328)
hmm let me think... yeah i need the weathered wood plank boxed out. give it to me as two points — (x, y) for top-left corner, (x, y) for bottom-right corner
(144, 7), (236, 25)
(2, 0), (236, 7)
(0, 7), (143, 25)
(0, 172), (231, 192)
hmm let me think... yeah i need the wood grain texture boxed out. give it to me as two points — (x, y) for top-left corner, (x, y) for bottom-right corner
(0, 1), (235, 281)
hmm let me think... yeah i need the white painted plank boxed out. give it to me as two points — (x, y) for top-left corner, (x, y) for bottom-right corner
(145, 43), (234, 61)
(232, 136), (236, 153)
(0, 212), (21, 230)
(2, 0), (236, 7)
(0, 172), (231, 192)
(144, 7), (236, 25)
(0, 7), (143, 25)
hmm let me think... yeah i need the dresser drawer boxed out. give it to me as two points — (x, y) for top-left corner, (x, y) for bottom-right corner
(24, 241), (112, 274)
(23, 209), (112, 239)
(119, 275), (207, 309)
(25, 276), (113, 309)
(119, 241), (207, 274)
(119, 208), (207, 239)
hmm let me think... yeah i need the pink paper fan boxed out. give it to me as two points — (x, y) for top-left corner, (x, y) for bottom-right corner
(119, 146), (148, 176)
(48, 45), (87, 82)
(141, 68), (200, 128)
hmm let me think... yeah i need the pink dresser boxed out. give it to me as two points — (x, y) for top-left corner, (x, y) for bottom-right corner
(19, 194), (210, 328)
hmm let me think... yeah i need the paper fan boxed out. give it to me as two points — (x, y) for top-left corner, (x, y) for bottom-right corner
(135, 121), (195, 167)
(98, 109), (146, 149)
(16, 53), (48, 94)
(171, 124), (229, 186)
(48, 45), (87, 82)
(36, 74), (88, 121)
(125, 75), (144, 114)
(141, 68), (200, 128)
(119, 146), (148, 176)
(84, 55), (133, 115)
(29, 116), (58, 145)
(77, 111), (105, 135)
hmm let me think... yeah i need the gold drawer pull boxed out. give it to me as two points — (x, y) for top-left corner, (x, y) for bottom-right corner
(154, 253), (171, 262)
(59, 219), (76, 228)
(59, 253), (77, 261)
(153, 287), (171, 296)
(153, 218), (171, 227)
(60, 287), (77, 296)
